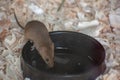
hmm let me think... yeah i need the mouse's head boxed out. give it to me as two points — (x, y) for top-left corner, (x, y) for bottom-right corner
(39, 43), (54, 68)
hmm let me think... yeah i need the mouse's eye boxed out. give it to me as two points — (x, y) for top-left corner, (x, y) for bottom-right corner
(46, 58), (49, 62)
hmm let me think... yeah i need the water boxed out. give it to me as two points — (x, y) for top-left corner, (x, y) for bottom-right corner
(30, 47), (95, 75)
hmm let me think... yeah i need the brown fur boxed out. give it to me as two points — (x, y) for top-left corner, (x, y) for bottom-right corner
(14, 13), (54, 68)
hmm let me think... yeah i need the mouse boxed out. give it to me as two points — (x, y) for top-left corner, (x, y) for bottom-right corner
(14, 12), (54, 68)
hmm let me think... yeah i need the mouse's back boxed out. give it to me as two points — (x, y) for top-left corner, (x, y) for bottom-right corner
(24, 21), (50, 43)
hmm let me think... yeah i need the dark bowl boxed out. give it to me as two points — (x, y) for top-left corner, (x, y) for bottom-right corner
(21, 31), (106, 80)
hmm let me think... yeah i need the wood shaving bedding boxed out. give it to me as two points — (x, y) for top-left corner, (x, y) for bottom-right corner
(0, 0), (120, 80)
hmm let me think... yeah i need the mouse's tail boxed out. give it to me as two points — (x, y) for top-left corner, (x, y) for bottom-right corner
(14, 12), (24, 29)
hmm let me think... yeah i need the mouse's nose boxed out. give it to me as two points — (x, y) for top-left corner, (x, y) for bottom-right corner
(48, 61), (54, 68)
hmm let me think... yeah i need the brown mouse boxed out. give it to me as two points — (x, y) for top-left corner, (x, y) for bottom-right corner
(14, 12), (54, 68)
